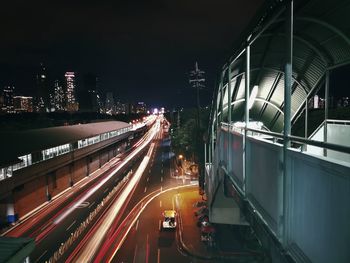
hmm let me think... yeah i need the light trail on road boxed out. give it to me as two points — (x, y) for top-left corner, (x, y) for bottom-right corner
(101, 184), (198, 263)
(68, 121), (159, 262)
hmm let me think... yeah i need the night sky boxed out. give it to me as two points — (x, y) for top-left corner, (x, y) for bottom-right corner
(0, 0), (264, 109)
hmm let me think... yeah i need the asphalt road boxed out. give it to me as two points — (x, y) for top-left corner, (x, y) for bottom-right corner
(109, 129), (206, 263)
(7, 118), (203, 263)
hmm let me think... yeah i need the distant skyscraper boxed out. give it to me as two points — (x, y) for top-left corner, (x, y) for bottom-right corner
(53, 80), (65, 111)
(135, 102), (147, 114)
(115, 101), (126, 114)
(36, 63), (49, 112)
(65, 72), (76, 104)
(80, 73), (101, 112)
(105, 92), (115, 114)
(65, 72), (78, 111)
(13, 96), (33, 113)
(2, 86), (15, 113)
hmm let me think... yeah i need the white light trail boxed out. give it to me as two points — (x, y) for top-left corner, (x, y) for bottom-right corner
(54, 120), (159, 225)
(73, 127), (158, 261)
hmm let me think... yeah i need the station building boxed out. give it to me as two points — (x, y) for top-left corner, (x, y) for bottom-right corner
(0, 121), (147, 225)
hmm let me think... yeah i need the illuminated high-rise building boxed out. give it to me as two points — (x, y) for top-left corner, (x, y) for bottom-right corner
(2, 86), (15, 113)
(135, 102), (147, 114)
(65, 72), (76, 104)
(36, 62), (49, 112)
(115, 101), (127, 114)
(105, 92), (115, 114)
(13, 96), (33, 113)
(53, 80), (65, 111)
(80, 73), (101, 112)
(65, 72), (78, 111)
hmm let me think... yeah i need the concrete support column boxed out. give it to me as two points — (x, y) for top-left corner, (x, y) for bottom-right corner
(227, 66), (232, 175)
(69, 164), (73, 187)
(219, 72), (224, 124)
(305, 98), (308, 138)
(280, 0), (293, 245)
(243, 43), (250, 197)
(324, 70), (329, 157)
(6, 197), (17, 223)
(86, 157), (90, 177)
(304, 98), (308, 151)
(99, 153), (102, 168)
(45, 175), (51, 201)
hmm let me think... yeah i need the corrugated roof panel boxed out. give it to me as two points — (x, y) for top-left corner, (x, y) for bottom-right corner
(323, 38), (350, 65)
(235, 75), (246, 100)
(291, 86), (306, 114)
(258, 73), (277, 99)
(261, 103), (280, 129)
(250, 100), (264, 121)
(271, 113), (284, 132)
(269, 77), (285, 106)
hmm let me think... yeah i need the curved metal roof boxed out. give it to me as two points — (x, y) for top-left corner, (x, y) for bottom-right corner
(217, 0), (350, 132)
(0, 121), (131, 167)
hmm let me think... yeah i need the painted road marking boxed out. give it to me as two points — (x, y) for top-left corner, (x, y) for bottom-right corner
(160, 200), (162, 207)
(146, 234), (150, 263)
(135, 219), (139, 231)
(35, 250), (47, 263)
(144, 187), (147, 193)
(132, 244), (138, 263)
(161, 177), (163, 182)
(76, 201), (90, 208)
(103, 188), (109, 193)
(66, 220), (76, 231)
(88, 201), (95, 208)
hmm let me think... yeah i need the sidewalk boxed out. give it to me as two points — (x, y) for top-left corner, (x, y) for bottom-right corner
(178, 188), (267, 262)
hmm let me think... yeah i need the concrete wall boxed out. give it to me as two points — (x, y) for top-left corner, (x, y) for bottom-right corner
(0, 201), (7, 226)
(100, 152), (109, 167)
(72, 159), (87, 183)
(89, 155), (100, 174)
(13, 176), (47, 218)
(49, 166), (71, 198)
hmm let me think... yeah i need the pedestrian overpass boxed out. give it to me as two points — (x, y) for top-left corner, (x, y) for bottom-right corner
(204, 1), (350, 262)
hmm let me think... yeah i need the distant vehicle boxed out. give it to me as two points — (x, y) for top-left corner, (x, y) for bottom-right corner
(197, 214), (209, 227)
(194, 206), (208, 217)
(161, 210), (177, 230)
(193, 201), (206, 208)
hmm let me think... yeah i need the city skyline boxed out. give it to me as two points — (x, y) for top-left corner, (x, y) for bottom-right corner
(0, 1), (266, 109)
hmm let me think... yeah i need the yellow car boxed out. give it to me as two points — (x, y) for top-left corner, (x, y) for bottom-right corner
(161, 210), (177, 229)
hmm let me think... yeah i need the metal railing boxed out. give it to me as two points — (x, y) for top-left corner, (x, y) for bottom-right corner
(221, 122), (350, 155)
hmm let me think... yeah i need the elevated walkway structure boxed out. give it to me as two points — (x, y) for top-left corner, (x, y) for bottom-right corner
(204, 0), (350, 262)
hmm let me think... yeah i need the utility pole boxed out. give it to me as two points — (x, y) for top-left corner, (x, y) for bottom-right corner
(189, 62), (206, 189)
(189, 62), (205, 130)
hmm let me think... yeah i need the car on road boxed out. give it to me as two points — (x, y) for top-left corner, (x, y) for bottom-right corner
(194, 206), (208, 217)
(197, 214), (209, 227)
(161, 210), (177, 230)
